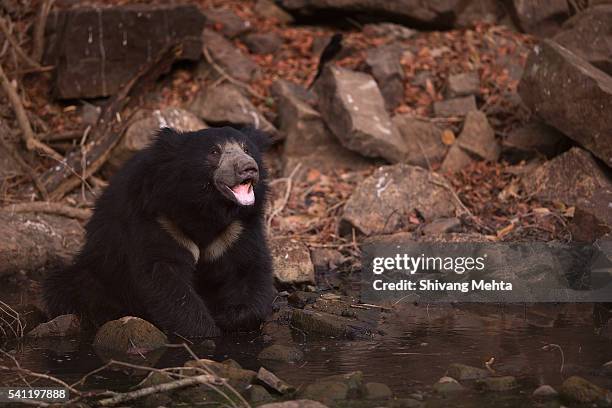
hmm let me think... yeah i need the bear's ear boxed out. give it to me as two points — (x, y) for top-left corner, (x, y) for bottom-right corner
(241, 126), (271, 152)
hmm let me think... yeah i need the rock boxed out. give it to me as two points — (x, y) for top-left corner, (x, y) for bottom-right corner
(43, 4), (204, 99)
(433, 376), (465, 394)
(93, 316), (167, 353)
(0, 212), (83, 277)
(391, 115), (448, 168)
(201, 29), (260, 83)
(476, 376), (518, 392)
(271, 79), (372, 176)
(445, 72), (480, 97)
(191, 83), (277, 138)
(300, 381), (349, 402)
(185, 359), (257, 389)
(365, 382), (393, 399)
(553, 5), (612, 75)
(362, 23), (416, 41)
(455, 0), (505, 28)
(254, 0), (295, 24)
(446, 363), (490, 380)
(310, 249), (343, 273)
(269, 238), (315, 287)
(502, 122), (571, 159)
(315, 66), (406, 163)
(509, 0), (569, 37)
(341, 164), (459, 236)
(243, 32), (283, 54)
(80, 102), (101, 125)
(440, 144), (473, 173)
(455, 111), (500, 162)
(257, 367), (295, 394)
(204, 8), (252, 38)
(245, 385), (274, 404)
(532, 384), (558, 398)
(519, 40), (612, 167)
(259, 401), (328, 408)
(27, 314), (79, 337)
(318, 372), (363, 397)
(291, 309), (371, 339)
(422, 217), (461, 235)
(560, 376), (610, 403)
(287, 291), (319, 308)
(364, 43), (405, 110)
(433, 95), (477, 117)
(569, 190), (612, 242)
(521, 147), (612, 207)
(276, 0), (463, 28)
(258, 344), (304, 362)
(108, 107), (206, 171)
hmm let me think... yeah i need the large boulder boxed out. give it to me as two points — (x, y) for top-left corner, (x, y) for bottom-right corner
(519, 40), (612, 167)
(190, 83), (278, 138)
(364, 43), (405, 110)
(341, 164), (459, 236)
(553, 5), (612, 75)
(271, 80), (372, 176)
(392, 114), (448, 167)
(201, 29), (261, 83)
(315, 66), (406, 163)
(0, 212), (83, 277)
(43, 4), (205, 99)
(276, 0), (464, 28)
(509, 0), (569, 37)
(108, 107), (206, 171)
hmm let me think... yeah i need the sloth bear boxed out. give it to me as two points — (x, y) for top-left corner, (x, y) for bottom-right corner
(43, 127), (274, 337)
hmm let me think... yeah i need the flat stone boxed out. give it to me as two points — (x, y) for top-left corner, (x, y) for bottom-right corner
(258, 344), (304, 363)
(365, 43), (405, 110)
(190, 83), (277, 138)
(243, 32), (283, 54)
(519, 39), (612, 167)
(269, 238), (315, 286)
(446, 72), (480, 97)
(201, 29), (260, 83)
(433, 95), (477, 117)
(93, 316), (167, 353)
(44, 4), (204, 99)
(341, 164), (459, 236)
(315, 66), (406, 163)
(204, 8), (252, 38)
(392, 115), (448, 168)
(27, 314), (80, 337)
(456, 111), (500, 162)
(108, 107), (206, 171)
(560, 376), (609, 403)
(446, 363), (490, 380)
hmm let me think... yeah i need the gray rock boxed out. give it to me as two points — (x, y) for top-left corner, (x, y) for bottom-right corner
(258, 344), (304, 362)
(446, 72), (480, 97)
(341, 164), (459, 236)
(245, 385), (274, 404)
(521, 147), (612, 207)
(291, 309), (371, 339)
(569, 190), (612, 242)
(433, 95), (477, 117)
(259, 400), (328, 408)
(365, 43), (405, 110)
(27, 314), (80, 337)
(456, 111), (500, 162)
(204, 8), (252, 38)
(362, 23), (416, 40)
(502, 122), (570, 159)
(455, 0), (505, 28)
(510, 0), (569, 37)
(201, 29), (260, 83)
(254, 0), (295, 23)
(519, 40), (612, 167)
(440, 144), (473, 173)
(315, 66), (407, 163)
(191, 83), (278, 138)
(269, 237), (315, 286)
(433, 376), (465, 394)
(257, 367), (295, 394)
(422, 217), (461, 235)
(310, 248), (343, 272)
(476, 376), (518, 391)
(446, 363), (490, 380)
(300, 382), (349, 402)
(43, 4), (204, 99)
(365, 382), (393, 399)
(93, 316), (167, 353)
(243, 32), (283, 54)
(554, 5), (612, 75)
(109, 107), (206, 171)
(392, 115), (448, 168)
(559, 376), (610, 403)
(532, 384), (558, 398)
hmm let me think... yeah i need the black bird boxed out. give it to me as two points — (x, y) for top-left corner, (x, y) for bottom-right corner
(308, 33), (343, 89)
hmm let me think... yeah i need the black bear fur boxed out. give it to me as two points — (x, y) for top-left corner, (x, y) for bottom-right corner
(43, 126), (275, 337)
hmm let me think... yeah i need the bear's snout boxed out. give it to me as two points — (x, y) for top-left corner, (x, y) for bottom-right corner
(235, 156), (259, 184)
(214, 142), (259, 206)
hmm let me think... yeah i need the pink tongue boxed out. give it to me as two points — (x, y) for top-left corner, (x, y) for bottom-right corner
(231, 183), (255, 205)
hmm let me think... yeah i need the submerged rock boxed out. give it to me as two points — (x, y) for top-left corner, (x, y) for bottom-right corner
(269, 238), (315, 287)
(259, 400), (328, 408)
(93, 316), (167, 353)
(300, 381), (349, 402)
(258, 344), (304, 363)
(560, 376), (610, 403)
(476, 376), (518, 392)
(532, 384), (558, 398)
(433, 376), (465, 394)
(257, 367), (295, 394)
(291, 309), (371, 339)
(28, 314), (79, 338)
(446, 363), (490, 380)
(365, 382), (393, 399)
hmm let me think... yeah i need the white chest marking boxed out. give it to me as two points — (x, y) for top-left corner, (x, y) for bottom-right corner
(157, 216), (200, 263)
(203, 221), (243, 262)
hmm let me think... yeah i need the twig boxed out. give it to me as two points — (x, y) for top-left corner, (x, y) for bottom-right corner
(2, 202), (91, 220)
(31, 0), (55, 63)
(266, 162), (301, 231)
(0, 17), (41, 69)
(0, 300), (24, 338)
(0, 63), (61, 161)
(542, 343), (565, 374)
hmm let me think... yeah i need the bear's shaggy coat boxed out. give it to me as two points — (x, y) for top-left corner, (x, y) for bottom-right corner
(44, 127), (274, 337)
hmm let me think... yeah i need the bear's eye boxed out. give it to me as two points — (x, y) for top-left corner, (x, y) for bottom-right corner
(243, 145), (249, 154)
(210, 146), (221, 156)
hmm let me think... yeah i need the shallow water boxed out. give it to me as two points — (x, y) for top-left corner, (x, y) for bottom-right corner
(1, 283), (612, 406)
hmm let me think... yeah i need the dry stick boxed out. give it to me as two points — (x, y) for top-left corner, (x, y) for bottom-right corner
(40, 44), (182, 201)
(31, 0), (55, 63)
(266, 162), (302, 231)
(0, 300), (24, 338)
(0, 128), (48, 199)
(0, 17), (41, 69)
(0, 63), (62, 161)
(2, 202), (91, 220)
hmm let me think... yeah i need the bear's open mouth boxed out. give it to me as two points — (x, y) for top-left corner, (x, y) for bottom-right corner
(226, 180), (255, 206)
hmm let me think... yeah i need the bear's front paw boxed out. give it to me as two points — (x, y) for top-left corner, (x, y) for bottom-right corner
(216, 305), (262, 332)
